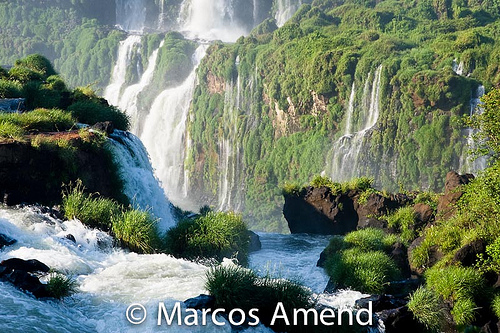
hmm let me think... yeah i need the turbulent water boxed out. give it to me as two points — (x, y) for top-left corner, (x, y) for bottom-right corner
(0, 207), (371, 332)
(328, 65), (383, 182)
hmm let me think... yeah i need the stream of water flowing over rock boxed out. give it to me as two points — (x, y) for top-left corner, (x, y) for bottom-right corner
(328, 65), (383, 181)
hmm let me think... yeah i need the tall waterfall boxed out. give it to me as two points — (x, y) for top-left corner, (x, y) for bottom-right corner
(329, 65), (383, 181)
(460, 85), (487, 173)
(104, 35), (142, 106)
(140, 45), (208, 210)
(107, 130), (176, 232)
(275, 0), (303, 27)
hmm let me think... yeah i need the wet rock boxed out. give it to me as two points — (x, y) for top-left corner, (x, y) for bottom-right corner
(0, 233), (16, 249)
(283, 186), (358, 235)
(437, 171), (474, 219)
(64, 234), (76, 243)
(390, 242), (411, 278)
(248, 231), (261, 252)
(1, 258), (50, 273)
(92, 121), (114, 135)
(454, 239), (487, 267)
(324, 277), (336, 293)
(184, 294), (216, 310)
(481, 320), (500, 333)
(356, 295), (407, 312)
(2, 269), (49, 298)
(377, 306), (426, 333)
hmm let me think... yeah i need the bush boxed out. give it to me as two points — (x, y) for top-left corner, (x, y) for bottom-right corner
(205, 264), (314, 332)
(0, 121), (25, 140)
(0, 109), (75, 133)
(112, 209), (160, 254)
(46, 273), (77, 299)
(0, 79), (23, 98)
(326, 248), (401, 294)
(492, 294), (500, 318)
(62, 181), (121, 230)
(407, 287), (446, 332)
(67, 101), (129, 131)
(344, 227), (395, 251)
(386, 206), (418, 245)
(164, 211), (251, 263)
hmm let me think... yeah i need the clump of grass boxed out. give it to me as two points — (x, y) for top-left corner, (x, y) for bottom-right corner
(205, 264), (314, 332)
(425, 266), (486, 326)
(68, 101), (129, 131)
(62, 181), (121, 230)
(0, 121), (25, 140)
(386, 206), (418, 246)
(0, 108), (75, 132)
(341, 176), (374, 193)
(407, 287), (446, 332)
(164, 211), (250, 264)
(282, 182), (302, 196)
(491, 294), (500, 318)
(344, 227), (395, 251)
(112, 209), (160, 254)
(46, 273), (77, 299)
(414, 191), (439, 210)
(325, 247), (401, 294)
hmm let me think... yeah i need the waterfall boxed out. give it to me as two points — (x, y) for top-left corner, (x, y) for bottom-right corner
(177, 0), (247, 42)
(115, 0), (146, 33)
(139, 45), (208, 211)
(107, 130), (176, 232)
(452, 58), (465, 76)
(104, 35), (142, 106)
(117, 40), (164, 134)
(275, 0), (302, 27)
(460, 85), (487, 173)
(218, 73), (244, 211)
(329, 65), (383, 181)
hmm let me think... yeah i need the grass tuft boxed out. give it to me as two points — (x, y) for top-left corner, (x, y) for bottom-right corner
(407, 287), (446, 332)
(46, 273), (77, 299)
(112, 209), (160, 254)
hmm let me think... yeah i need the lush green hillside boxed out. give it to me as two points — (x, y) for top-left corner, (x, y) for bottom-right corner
(186, 0), (500, 231)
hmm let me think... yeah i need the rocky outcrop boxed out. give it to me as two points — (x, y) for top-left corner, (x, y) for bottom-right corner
(283, 186), (358, 235)
(437, 171), (474, 219)
(0, 233), (16, 249)
(283, 187), (411, 235)
(0, 137), (124, 206)
(0, 258), (51, 298)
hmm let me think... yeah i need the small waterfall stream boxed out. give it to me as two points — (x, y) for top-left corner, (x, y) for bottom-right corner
(275, 0), (303, 27)
(329, 65), (383, 181)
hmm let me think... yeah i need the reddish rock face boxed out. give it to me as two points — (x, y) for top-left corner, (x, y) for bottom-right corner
(437, 171), (474, 219)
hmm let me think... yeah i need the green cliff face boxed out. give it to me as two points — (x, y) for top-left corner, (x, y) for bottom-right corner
(186, 1), (499, 231)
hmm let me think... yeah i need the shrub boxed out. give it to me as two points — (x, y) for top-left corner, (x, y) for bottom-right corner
(492, 294), (500, 318)
(164, 211), (250, 263)
(386, 206), (418, 245)
(112, 209), (160, 254)
(62, 181), (121, 230)
(0, 79), (23, 98)
(0, 121), (25, 140)
(46, 273), (77, 299)
(326, 248), (401, 294)
(67, 101), (129, 131)
(407, 287), (446, 332)
(205, 264), (314, 332)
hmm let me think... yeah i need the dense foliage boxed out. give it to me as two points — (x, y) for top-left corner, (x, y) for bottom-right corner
(185, 0), (500, 231)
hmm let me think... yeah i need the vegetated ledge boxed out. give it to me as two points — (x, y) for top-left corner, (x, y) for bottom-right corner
(0, 128), (125, 206)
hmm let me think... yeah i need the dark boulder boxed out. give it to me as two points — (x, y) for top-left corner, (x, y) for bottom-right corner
(454, 239), (487, 267)
(356, 295), (407, 312)
(0, 233), (16, 249)
(437, 171), (474, 219)
(377, 306), (427, 333)
(2, 269), (49, 298)
(184, 294), (216, 310)
(247, 231), (261, 252)
(283, 186), (358, 235)
(356, 193), (411, 218)
(64, 234), (76, 243)
(92, 121), (114, 135)
(1, 258), (50, 273)
(413, 203), (433, 226)
(390, 242), (411, 278)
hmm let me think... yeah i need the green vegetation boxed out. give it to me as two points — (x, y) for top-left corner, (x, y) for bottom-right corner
(205, 264), (315, 332)
(386, 206), (418, 246)
(112, 209), (160, 254)
(163, 211), (251, 264)
(46, 273), (77, 299)
(407, 287), (446, 332)
(406, 88), (500, 330)
(324, 228), (401, 293)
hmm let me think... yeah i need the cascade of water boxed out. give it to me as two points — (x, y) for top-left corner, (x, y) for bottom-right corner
(460, 85), (487, 173)
(117, 40), (164, 135)
(104, 35), (142, 106)
(452, 58), (465, 76)
(139, 45), (208, 211)
(275, 0), (302, 27)
(177, 0), (247, 42)
(329, 65), (383, 181)
(115, 0), (146, 33)
(107, 130), (176, 232)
